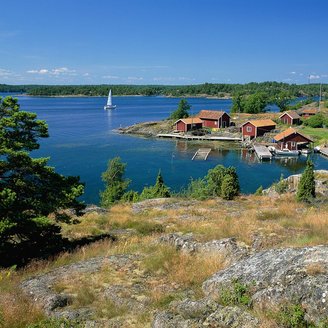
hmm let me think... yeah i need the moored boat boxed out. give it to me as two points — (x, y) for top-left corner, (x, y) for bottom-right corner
(274, 148), (300, 156)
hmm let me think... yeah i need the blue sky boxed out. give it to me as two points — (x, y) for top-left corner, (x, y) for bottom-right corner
(1, 0), (327, 85)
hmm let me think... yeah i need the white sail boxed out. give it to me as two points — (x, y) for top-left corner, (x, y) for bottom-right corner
(104, 89), (116, 110)
(107, 90), (112, 106)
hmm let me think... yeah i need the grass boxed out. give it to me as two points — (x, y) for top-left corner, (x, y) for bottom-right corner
(299, 126), (328, 145)
(1, 194), (328, 327)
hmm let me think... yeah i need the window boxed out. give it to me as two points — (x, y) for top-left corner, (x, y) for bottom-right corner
(246, 126), (252, 132)
(291, 142), (296, 147)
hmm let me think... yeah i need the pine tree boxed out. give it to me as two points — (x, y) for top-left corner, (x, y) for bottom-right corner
(100, 157), (130, 206)
(296, 160), (316, 202)
(169, 99), (191, 120)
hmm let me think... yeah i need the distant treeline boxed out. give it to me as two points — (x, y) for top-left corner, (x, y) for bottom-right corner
(0, 82), (326, 98)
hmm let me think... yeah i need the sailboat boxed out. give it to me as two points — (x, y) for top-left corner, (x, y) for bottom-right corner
(104, 89), (116, 110)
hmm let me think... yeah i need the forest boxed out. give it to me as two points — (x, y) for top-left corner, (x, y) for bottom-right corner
(0, 82), (326, 98)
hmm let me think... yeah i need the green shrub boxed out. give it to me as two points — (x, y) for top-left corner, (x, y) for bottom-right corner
(140, 171), (171, 200)
(121, 190), (139, 203)
(275, 304), (307, 328)
(221, 175), (238, 200)
(27, 318), (83, 328)
(185, 178), (210, 200)
(219, 279), (253, 308)
(296, 159), (316, 202)
(274, 174), (288, 194)
(254, 185), (263, 195)
(303, 113), (328, 128)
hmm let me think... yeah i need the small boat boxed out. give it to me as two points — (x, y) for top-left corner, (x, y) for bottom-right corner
(274, 148), (300, 156)
(104, 89), (116, 110)
(300, 148), (312, 155)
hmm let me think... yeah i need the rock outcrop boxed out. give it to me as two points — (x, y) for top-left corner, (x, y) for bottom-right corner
(263, 169), (328, 197)
(203, 245), (328, 324)
(158, 233), (249, 263)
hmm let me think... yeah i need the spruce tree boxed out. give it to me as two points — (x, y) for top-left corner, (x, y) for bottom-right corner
(296, 160), (315, 202)
(169, 99), (191, 120)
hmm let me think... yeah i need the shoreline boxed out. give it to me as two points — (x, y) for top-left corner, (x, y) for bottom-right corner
(12, 93), (232, 99)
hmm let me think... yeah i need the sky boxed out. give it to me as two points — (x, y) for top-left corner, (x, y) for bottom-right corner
(0, 0), (327, 85)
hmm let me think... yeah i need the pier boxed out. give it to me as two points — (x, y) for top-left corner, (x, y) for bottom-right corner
(320, 147), (328, 157)
(192, 148), (212, 160)
(156, 133), (241, 141)
(253, 144), (273, 160)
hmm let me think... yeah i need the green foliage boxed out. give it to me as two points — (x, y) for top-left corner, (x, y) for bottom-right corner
(207, 165), (240, 199)
(121, 190), (139, 203)
(219, 279), (253, 308)
(254, 185), (263, 195)
(1, 82), (326, 99)
(231, 92), (268, 114)
(275, 91), (294, 111)
(100, 157), (130, 207)
(303, 113), (328, 128)
(169, 99), (191, 120)
(274, 174), (289, 194)
(275, 304), (307, 328)
(221, 175), (238, 200)
(140, 171), (171, 200)
(296, 160), (316, 202)
(27, 318), (83, 328)
(0, 96), (85, 265)
(185, 178), (210, 200)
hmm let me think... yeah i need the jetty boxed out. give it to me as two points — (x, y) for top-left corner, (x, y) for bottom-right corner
(156, 133), (241, 141)
(253, 144), (273, 160)
(192, 148), (211, 160)
(320, 147), (328, 157)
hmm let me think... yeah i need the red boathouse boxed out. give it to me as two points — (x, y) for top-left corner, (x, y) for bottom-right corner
(198, 110), (230, 129)
(273, 127), (313, 150)
(241, 119), (276, 140)
(279, 111), (301, 125)
(174, 117), (203, 132)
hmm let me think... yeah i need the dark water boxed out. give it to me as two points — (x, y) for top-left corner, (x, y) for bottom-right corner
(2, 93), (327, 204)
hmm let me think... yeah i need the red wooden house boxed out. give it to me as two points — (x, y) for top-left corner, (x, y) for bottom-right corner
(241, 119), (276, 140)
(279, 111), (301, 125)
(273, 127), (313, 150)
(198, 110), (230, 128)
(174, 117), (203, 132)
(299, 108), (318, 119)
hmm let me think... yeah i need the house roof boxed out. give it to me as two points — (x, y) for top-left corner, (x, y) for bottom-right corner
(242, 119), (276, 128)
(274, 127), (313, 142)
(175, 117), (203, 125)
(198, 110), (229, 120)
(279, 111), (301, 120)
(301, 108), (318, 114)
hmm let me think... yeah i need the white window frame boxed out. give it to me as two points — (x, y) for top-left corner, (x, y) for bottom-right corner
(246, 126), (252, 132)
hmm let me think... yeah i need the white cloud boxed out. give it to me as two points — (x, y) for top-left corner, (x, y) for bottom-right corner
(309, 74), (320, 80)
(102, 75), (120, 79)
(83, 73), (90, 77)
(127, 76), (143, 81)
(27, 67), (76, 76)
(0, 68), (13, 77)
(290, 71), (296, 75)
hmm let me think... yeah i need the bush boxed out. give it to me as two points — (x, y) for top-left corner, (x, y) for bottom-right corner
(219, 279), (253, 308)
(303, 113), (328, 128)
(140, 171), (171, 200)
(275, 304), (307, 328)
(274, 174), (288, 194)
(100, 157), (130, 207)
(185, 178), (210, 200)
(221, 175), (238, 200)
(254, 185), (263, 195)
(296, 160), (315, 202)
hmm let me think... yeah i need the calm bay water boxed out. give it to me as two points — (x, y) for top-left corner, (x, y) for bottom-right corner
(3, 93), (327, 204)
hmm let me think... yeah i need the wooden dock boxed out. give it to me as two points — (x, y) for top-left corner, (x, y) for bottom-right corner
(253, 144), (273, 160)
(156, 133), (241, 141)
(320, 147), (328, 157)
(192, 148), (211, 160)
